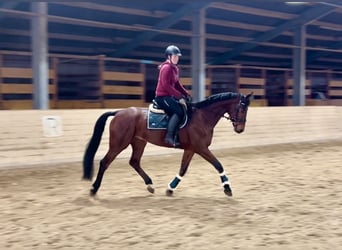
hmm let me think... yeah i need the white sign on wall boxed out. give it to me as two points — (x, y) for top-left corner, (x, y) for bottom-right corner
(42, 116), (63, 137)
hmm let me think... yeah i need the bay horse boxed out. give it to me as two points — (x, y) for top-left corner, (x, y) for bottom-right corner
(83, 92), (252, 197)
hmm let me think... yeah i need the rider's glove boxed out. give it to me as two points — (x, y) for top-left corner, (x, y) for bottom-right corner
(179, 98), (186, 106)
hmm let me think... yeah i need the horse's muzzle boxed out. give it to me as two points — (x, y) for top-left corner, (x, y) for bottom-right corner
(234, 127), (244, 133)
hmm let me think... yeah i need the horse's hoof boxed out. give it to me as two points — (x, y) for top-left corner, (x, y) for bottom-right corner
(90, 188), (97, 196)
(223, 184), (233, 197)
(147, 184), (155, 194)
(166, 189), (174, 196)
(224, 189), (233, 197)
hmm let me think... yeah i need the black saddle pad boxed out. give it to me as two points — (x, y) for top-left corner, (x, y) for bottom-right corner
(147, 106), (188, 130)
(147, 110), (169, 129)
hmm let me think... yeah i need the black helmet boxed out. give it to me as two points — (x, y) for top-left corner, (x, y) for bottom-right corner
(165, 45), (182, 57)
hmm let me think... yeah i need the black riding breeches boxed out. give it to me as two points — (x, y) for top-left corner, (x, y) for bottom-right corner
(154, 96), (184, 117)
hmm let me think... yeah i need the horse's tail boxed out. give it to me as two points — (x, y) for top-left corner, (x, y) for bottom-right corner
(83, 111), (118, 180)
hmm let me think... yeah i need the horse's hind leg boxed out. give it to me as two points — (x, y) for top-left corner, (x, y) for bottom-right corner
(91, 150), (119, 196)
(129, 138), (154, 193)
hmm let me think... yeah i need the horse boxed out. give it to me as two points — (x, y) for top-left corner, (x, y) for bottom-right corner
(83, 92), (252, 197)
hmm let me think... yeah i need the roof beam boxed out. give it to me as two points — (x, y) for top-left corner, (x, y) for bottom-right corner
(209, 4), (336, 65)
(307, 41), (342, 64)
(0, 2), (19, 21)
(108, 1), (209, 57)
(59, 2), (342, 34)
(209, 2), (296, 19)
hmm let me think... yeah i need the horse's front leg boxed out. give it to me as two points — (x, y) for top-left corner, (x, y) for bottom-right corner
(198, 148), (233, 197)
(166, 150), (194, 196)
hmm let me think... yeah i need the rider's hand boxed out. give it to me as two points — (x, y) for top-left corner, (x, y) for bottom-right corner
(179, 98), (186, 106)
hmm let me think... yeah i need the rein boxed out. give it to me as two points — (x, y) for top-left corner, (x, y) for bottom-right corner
(223, 114), (246, 124)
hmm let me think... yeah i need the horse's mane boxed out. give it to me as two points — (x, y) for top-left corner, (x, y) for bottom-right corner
(193, 92), (240, 109)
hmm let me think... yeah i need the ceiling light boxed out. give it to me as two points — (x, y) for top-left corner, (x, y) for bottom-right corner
(285, 2), (307, 4)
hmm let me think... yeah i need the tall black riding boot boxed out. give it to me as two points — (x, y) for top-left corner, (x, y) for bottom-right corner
(165, 114), (180, 147)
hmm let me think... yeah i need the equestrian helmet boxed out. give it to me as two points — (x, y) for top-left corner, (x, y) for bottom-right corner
(165, 45), (182, 57)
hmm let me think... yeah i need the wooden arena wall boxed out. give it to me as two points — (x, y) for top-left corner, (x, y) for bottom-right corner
(1, 52), (342, 110)
(0, 106), (341, 169)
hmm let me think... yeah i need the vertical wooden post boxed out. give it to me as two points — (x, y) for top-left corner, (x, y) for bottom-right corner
(51, 57), (58, 108)
(261, 69), (266, 105)
(284, 71), (290, 106)
(140, 63), (146, 105)
(98, 55), (105, 108)
(0, 53), (3, 109)
(207, 67), (212, 96)
(307, 71), (311, 104)
(326, 70), (331, 99)
(235, 65), (241, 93)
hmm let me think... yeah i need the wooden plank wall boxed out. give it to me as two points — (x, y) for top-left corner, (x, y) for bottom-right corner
(238, 77), (267, 106)
(1, 51), (342, 109)
(286, 78), (311, 105)
(211, 106), (342, 150)
(102, 69), (145, 108)
(55, 58), (147, 109)
(0, 67), (57, 109)
(0, 106), (341, 169)
(180, 77), (211, 97)
(328, 80), (342, 105)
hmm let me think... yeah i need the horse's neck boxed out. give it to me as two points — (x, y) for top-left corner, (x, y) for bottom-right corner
(197, 101), (230, 127)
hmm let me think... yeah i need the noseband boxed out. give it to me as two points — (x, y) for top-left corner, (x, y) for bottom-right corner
(223, 95), (248, 124)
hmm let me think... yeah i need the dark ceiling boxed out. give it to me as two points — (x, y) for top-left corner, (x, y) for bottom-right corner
(0, 0), (341, 70)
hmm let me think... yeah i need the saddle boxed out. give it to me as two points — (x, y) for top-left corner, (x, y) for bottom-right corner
(147, 100), (189, 130)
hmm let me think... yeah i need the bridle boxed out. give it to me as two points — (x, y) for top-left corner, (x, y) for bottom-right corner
(223, 95), (248, 124)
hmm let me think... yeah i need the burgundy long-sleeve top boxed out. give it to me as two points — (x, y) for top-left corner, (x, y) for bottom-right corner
(155, 61), (189, 98)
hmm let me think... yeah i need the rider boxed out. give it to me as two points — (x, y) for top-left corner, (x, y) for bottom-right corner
(154, 45), (191, 147)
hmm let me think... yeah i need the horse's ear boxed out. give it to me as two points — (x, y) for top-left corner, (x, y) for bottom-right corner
(246, 92), (253, 100)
